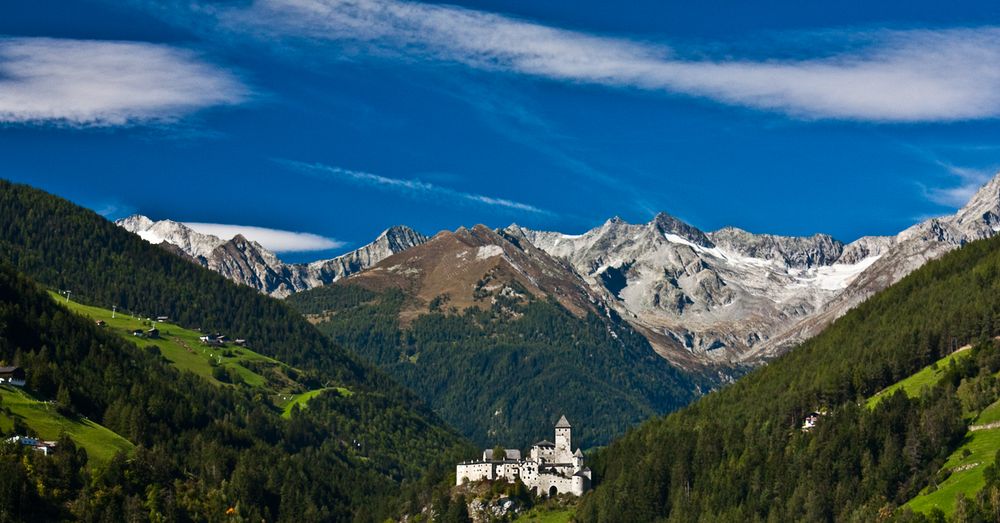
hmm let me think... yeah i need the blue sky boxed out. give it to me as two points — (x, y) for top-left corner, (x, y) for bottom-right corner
(4, 1), (1000, 262)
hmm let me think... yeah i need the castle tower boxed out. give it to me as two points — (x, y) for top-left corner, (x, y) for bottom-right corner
(554, 415), (572, 457)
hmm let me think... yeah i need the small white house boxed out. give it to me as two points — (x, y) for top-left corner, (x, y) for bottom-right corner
(802, 412), (821, 431)
(0, 366), (26, 387)
(6, 436), (56, 455)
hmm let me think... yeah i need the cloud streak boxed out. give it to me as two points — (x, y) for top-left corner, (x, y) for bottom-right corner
(211, 0), (1000, 122)
(923, 163), (995, 207)
(279, 159), (551, 214)
(0, 36), (248, 126)
(183, 222), (344, 252)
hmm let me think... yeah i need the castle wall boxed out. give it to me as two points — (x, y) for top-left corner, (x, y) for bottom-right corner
(456, 462), (495, 485)
(534, 472), (578, 497)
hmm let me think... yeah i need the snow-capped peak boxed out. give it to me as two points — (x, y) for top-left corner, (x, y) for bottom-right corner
(116, 214), (225, 259)
(115, 215), (427, 298)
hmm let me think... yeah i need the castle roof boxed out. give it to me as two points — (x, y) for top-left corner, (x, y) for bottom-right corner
(574, 448), (584, 457)
(555, 415), (571, 428)
(483, 448), (521, 461)
(533, 440), (555, 448)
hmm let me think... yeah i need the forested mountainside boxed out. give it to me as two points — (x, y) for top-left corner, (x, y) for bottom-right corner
(0, 181), (472, 521)
(576, 233), (1000, 522)
(287, 282), (717, 449)
(0, 180), (366, 383)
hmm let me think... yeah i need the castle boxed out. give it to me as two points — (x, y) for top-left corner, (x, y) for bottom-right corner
(456, 415), (592, 496)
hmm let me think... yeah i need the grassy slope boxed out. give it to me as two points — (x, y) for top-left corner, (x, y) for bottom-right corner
(0, 384), (133, 465)
(280, 387), (353, 418)
(53, 292), (350, 414)
(53, 291), (276, 386)
(513, 507), (574, 523)
(872, 351), (1000, 516)
(974, 398), (1000, 426)
(0, 182), (474, 520)
(866, 348), (971, 409)
(905, 427), (1000, 515)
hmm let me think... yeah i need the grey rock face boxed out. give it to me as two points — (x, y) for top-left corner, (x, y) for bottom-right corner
(510, 172), (1000, 367)
(509, 216), (870, 366)
(116, 216), (427, 297)
(300, 226), (429, 288)
(707, 227), (844, 268)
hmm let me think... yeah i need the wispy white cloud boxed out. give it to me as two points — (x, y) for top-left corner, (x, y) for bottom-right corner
(94, 202), (137, 219)
(901, 142), (999, 207)
(0, 37), (248, 126)
(206, 0), (1000, 122)
(923, 162), (995, 207)
(279, 159), (551, 214)
(183, 222), (344, 252)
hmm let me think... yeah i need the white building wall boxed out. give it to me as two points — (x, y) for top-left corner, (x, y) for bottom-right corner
(535, 473), (575, 497)
(555, 427), (570, 453)
(456, 462), (496, 485)
(456, 418), (589, 495)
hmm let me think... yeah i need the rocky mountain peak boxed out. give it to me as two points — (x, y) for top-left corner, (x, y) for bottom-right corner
(346, 222), (596, 320)
(837, 236), (896, 265)
(116, 214), (154, 231)
(229, 233), (250, 245)
(116, 214), (224, 260)
(707, 227), (844, 268)
(116, 216), (428, 298)
(503, 223), (529, 238)
(951, 171), (1000, 239)
(649, 212), (714, 247)
(372, 225), (429, 254)
(963, 171), (1000, 210)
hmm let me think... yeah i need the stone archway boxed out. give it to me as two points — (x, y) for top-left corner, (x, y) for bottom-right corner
(549, 485), (558, 497)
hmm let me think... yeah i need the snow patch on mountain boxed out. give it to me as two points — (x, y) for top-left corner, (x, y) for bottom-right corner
(792, 255), (882, 291)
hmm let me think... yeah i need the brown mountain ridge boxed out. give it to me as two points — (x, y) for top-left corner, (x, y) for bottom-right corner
(341, 224), (599, 325)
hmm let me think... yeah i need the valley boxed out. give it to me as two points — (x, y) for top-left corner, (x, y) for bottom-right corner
(5, 176), (1000, 521)
(7, 3), (1000, 521)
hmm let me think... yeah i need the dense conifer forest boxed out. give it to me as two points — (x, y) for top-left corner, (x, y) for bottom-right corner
(0, 181), (473, 521)
(288, 283), (712, 448)
(576, 233), (1000, 522)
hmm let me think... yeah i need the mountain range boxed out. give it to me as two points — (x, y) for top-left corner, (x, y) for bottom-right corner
(117, 173), (1000, 369)
(116, 215), (427, 298)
